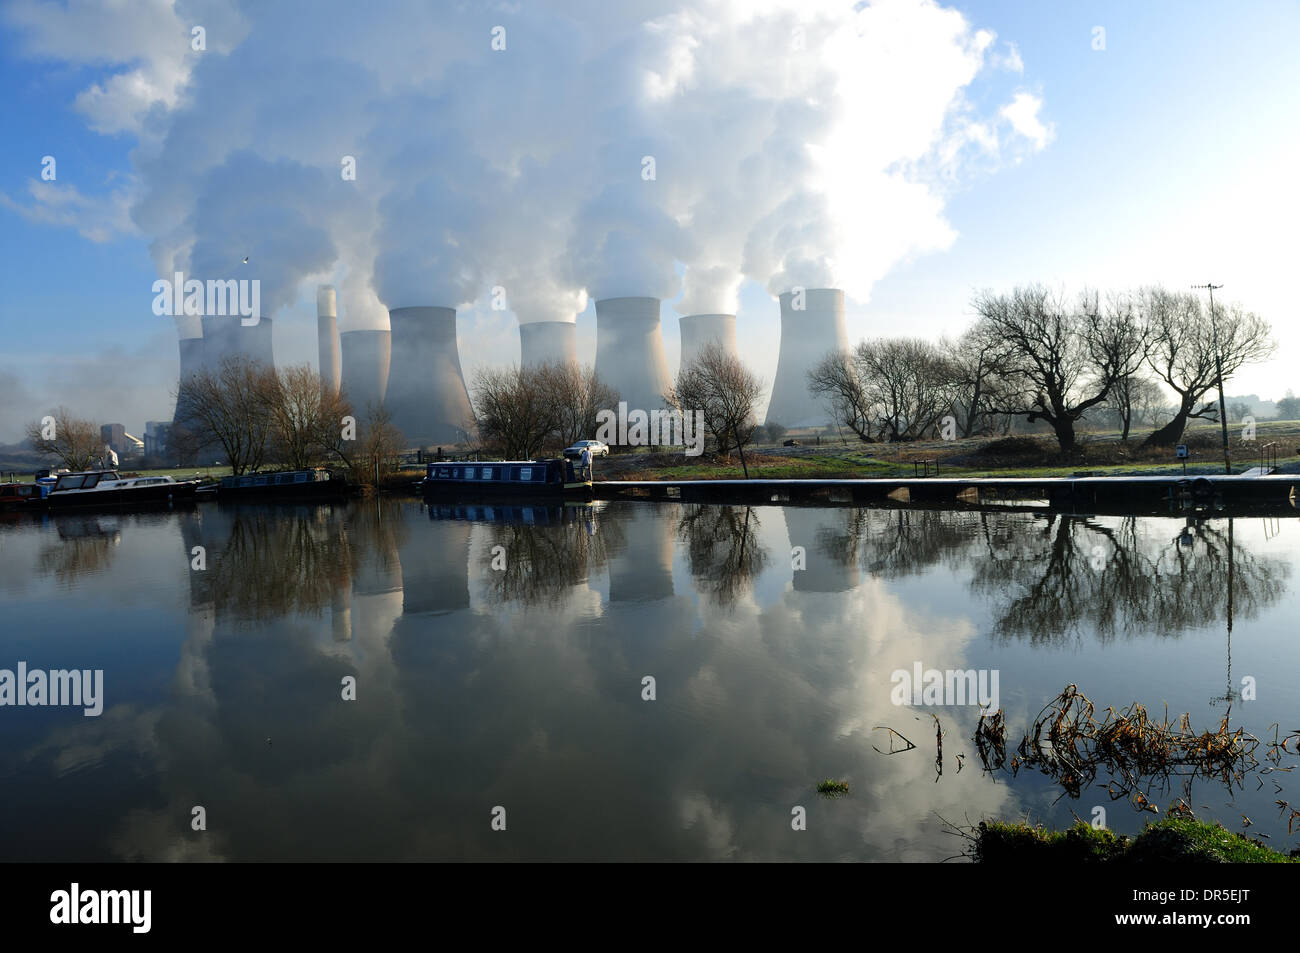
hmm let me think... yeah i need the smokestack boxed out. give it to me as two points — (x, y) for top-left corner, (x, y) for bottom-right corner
(765, 288), (848, 427)
(519, 320), (578, 369)
(340, 329), (391, 416)
(317, 285), (341, 397)
(385, 306), (475, 447)
(594, 297), (672, 413)
(678, 313), (738, 369)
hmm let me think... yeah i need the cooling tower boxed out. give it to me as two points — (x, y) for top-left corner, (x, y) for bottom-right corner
(678, 313), (738, 369)
(340, 329), (391, 416)
(386, 306), (475, 447)
(519, 320), (578, 369)
(595, 297), (672, 412)
(317, 286), (341, 397)
(172, 314), (205, 425)
(765, 288), (848, 427)
(200, 314), (240, 372)
(243, 315), (275, 370)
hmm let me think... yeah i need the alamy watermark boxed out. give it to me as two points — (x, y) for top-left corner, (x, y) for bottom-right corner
(595, 401), (705, 456)
(0, 662), (103, 716)
(152, 271), (261, 325)
(890, 662), (999, 711)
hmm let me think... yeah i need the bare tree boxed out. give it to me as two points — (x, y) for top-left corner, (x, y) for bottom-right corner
(945, 328), (1002, 438)
(1139, 287), (1275, 446)
(26, 407), (102, 470)
(809, 337), (957, 442)
(333, 402), (406, 486)
(173, 355), (276, 474)
(546, 362), (619, 449)
(808, 351), (875, 442)
(666, 343), (765, 461)
(265, 364), (354, 469)
(470, 365), (561, 459)
(973, 286), (1147, 453)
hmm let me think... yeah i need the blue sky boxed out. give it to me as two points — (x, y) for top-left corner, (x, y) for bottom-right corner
(1, 0), (1297, 441)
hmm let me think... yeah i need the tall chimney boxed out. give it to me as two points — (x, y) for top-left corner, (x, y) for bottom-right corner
(317, 285), (341, 397)
(385, 306), (475, 447)
(765, 288), (848, 427)
(340, 329), (391, 418)
(678, 313), (738, 369)
(519, 320), (578, 369)
(594, 297), (672, 413)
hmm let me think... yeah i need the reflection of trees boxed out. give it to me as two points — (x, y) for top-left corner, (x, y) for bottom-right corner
(971, 514), (1288, 644)
(195, 505), (353, 621)
(809, 507), (978, 578)
(480, 512), (609, 607)
(39, 518), (122, 582)
(676, 505), (767, 605)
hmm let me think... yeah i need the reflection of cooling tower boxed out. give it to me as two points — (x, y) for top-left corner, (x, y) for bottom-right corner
(396, 507), (471, 614)
(784, 507), (858, 593)
(766, 288), (848, 427)
(519, 320), (577, 368)
(595, 297), (672, 411)
(679, 313), (738, 369)
(386, 306), (475, 447)
(340, 329), (391, 416)
(607, 505), (675, 602)
(317, 286), (341, 397)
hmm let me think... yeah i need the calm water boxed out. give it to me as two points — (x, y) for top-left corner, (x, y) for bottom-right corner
(1, 499), (1297, 861)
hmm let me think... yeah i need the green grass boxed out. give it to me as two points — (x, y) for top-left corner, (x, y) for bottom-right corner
(816, 779), (851, 797)
(972, 818), (1297, 864)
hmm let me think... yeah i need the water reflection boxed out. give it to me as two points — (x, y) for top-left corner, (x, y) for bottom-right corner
(1, 501), (1297, 860)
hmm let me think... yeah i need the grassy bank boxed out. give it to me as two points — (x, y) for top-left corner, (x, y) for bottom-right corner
(971, 818), (1298, 863)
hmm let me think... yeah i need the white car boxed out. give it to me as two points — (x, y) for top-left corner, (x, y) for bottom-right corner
(564, 439), (610, 459)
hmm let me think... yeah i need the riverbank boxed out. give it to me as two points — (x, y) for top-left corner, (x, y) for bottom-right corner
(970, 818), (1299, 863)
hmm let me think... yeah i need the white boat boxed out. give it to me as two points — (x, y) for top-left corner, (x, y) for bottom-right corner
(46, 470), (200, 509)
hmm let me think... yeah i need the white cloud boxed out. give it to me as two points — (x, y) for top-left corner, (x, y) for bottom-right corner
(0, 179), (138, 242)
(1000, 90), (1054, 150)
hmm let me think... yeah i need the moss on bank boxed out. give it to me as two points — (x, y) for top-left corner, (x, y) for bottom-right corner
(972, 818), (1298, 863)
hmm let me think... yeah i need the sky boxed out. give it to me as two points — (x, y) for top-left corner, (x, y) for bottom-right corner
(0, 0), (1297, 442)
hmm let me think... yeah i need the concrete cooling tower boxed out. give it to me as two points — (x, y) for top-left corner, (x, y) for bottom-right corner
(678, 313), (738, 369)
(340, 329), (391, 417)
(765, 288), (848, 428)
(200, 313), (274, 372)
(519, 320), (578, 369)
(385, 306), (475, 448)
(171, 314), (206, 429)
(317, 286), (341, 397)
(594, 297), (672, 413)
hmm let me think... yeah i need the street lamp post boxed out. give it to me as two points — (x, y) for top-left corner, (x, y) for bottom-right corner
(1193, 283), (1231, 474)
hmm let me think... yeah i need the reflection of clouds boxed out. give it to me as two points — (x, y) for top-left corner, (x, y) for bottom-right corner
(27, 503), (1300, 858)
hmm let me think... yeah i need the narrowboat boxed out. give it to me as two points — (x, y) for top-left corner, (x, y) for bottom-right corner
(0, 480), (53, 512)
(212, 467), (348, 500)
(46, 471), (200, 509)
(421, 458), (593, 500)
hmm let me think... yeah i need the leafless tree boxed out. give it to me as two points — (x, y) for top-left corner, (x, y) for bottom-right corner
(546, 362), (619, 449)
(666, 342), (765, 462)
(944, 328), (1002, 438)
(809, 337), (957, 442)
(25, 407), (102, 470)
(973, 286), (1147, 453)
(173, 355), (276, 474)
(265, 364), (355, 469)
(332, 401), (406, 486)
(1139, 287), (1275, 447)
(470, 365), (561, 459)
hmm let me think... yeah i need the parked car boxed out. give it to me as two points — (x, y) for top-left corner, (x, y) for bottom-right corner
(563, 439), (610, 459)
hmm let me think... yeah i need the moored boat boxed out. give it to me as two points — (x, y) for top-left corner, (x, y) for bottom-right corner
(0, 480), (53, 512)
(214, 467), (347, 500)
(421, 458), (593, 500)
(45, 471), (200, 509)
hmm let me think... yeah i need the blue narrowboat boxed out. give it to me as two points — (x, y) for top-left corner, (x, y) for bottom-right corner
(212, 467), (347, 500)
(421, 458), (593, 500)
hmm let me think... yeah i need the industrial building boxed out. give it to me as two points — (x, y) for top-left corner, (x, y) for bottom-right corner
(765, 288), (848, 428)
